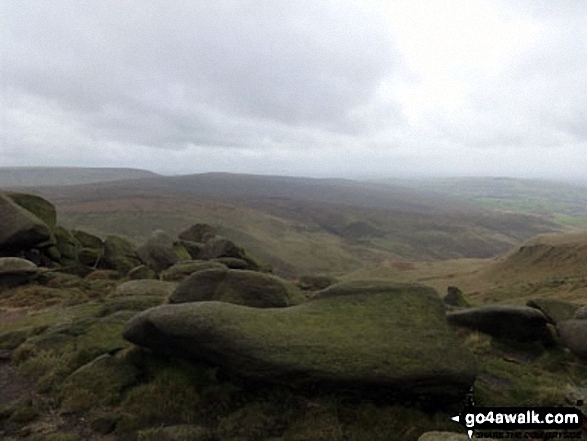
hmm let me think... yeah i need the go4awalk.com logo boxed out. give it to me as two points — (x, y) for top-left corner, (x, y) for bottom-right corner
(451, 407), (583, 439)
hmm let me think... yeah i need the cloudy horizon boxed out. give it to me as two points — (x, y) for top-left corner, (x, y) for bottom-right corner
(1, 1), (586, 180)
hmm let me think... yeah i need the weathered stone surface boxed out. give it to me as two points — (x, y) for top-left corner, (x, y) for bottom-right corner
(6, 192), (57, 227)
(446, 305), (552, 343)
(178, 240), (203, 259)
(137, 230), (178, 272)
(127, 264), (158, 280)
(199, 236), (246, 260)
(212, 257), (258, 271)
(0, 257), (38, 288)
(54, 225), (81, 264)
(527, 298), (580, 324)
(557, 319), (587, 359)
(160, 260), (227, 282)
(169, 268), (300, 308)
(78, 247), (101, 267)
(418, 432), (469, 441)
(124, 281), (478, 403)
(115, 279), (177, 298)
(444, 286), (471, 308)
(60, 353), (139, 412)
(102, 235), (141, 274)
(0, 193), (51, 251)
(178, 223), (216, 243)
(72, 230), (103, 249)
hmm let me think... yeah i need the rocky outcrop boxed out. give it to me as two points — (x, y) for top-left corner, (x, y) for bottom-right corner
(178, 223), (216, 243)
(124, 281), (478, 404)
(136, 230), (179, 273)
(444, 286), (471, 308)
(6, 192), (57, 228)
(160, 260), (227, 282)
(0, 193), (52, 252)
(199, 236), (247, 260)
(102, 235), (141, 274)
(557, 320), (587, 359)
(446, 305), (552, 343)
(0, 257), (38, 289)
(54, 225), (81, 265)
(526, 298), (579, 324)
(169, 268), (301, 308)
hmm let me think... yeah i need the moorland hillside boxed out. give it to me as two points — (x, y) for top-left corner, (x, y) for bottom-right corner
(11, 172), (564, 277)
(1, 190), (586, 440)
(0, 167), (159, 188)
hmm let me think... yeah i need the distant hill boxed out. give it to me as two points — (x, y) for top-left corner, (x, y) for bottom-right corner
(489, 230), (587, 281)
(24, 172), (563, 277)
(375, 176), (587, 227)
(0, 167), (159, 188)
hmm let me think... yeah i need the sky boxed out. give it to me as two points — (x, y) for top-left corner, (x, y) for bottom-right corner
(1, 0), (586, 180)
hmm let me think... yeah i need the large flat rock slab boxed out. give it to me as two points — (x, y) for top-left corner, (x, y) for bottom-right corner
(124, 281), (477, 404)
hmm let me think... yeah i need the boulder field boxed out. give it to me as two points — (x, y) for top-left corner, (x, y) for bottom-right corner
(124, 281), (478, 405)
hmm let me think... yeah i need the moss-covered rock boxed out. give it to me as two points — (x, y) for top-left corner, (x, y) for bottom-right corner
(115, 280), (177, 298)
(78, 247), (101, 267)
(177, 240), (203, 260)
(160, 260), (227, 282)
(178, 224), (216, 243)
(0, 193), (52, 252)
(173, 244), (191, 261)
(199, 236), (247, 260)
(211, 257), (258, 271)
(444, 286), (472, 308)
(557, 319), (587, 359)
(0, 257), (38, 288)
(99, 295), (164, 316)
(137, 230), (179, 273)
(526, 298), (579, 324)
(128, 265), (158, 280)
(447, 305), (552, 343)
(54, 225), (81, 264)
(6, 192), (57, 228)
(124, 281), (478, 405)
(59, 353), (139, 412)
(71, 229), (103, 249)
(169, 268), (301, 308)
(102, 235), (141, 274)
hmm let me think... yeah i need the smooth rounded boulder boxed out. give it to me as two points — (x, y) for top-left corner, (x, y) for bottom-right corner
(169, 268), (301, 308)
(124, 281), (478, 404)
(136, 230), (179, 273)
(526, 298), (579, 324)
(446, 305), (552, 343)
(160, 260), (227, 282)
(0, 257), (38, 288)
(557, 320), (587, 359)
(102, 235), (141, 274)
(0, 193), (52, 252)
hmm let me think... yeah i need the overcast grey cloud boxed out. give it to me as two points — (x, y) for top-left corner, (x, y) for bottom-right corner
(1, 0), (586, 179)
